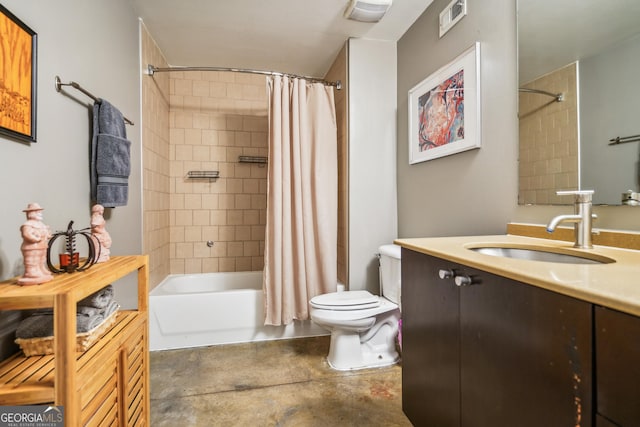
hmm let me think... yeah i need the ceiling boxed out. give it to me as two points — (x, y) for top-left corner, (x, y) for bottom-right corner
(131, 0), (434, 78)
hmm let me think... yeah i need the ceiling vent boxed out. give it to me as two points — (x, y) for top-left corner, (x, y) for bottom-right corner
(439, 0), (467, 37)
(344, 0), (393, 23)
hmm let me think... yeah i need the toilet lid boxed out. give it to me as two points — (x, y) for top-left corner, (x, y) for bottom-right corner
(310, 290), (380, 311)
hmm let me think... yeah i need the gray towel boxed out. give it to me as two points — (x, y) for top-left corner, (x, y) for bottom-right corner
(91, 99), (131, 207)
(96, 133), (130, 206)
(100, 300), (120, 319)
(77, 285), (114, 309)
(76, 300), (120, 332)
(15, 301), (120, 339)
(29, 285), (113, 316)
(77, 305), (102, 317)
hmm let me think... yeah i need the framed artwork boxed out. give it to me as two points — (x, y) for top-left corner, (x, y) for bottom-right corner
(0, 5), (37, 142)
(408, 42), (480, 164)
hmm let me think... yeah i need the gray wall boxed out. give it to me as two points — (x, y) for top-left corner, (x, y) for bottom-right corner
(0, 0), (141, 359)
(397, 0), (518, 238)
(398, 0), (640, 236)
(0, 2), (142, 299)
(581, 34), (640, 205)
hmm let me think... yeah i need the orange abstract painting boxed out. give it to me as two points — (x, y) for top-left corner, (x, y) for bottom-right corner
(0, 5), (36, 142)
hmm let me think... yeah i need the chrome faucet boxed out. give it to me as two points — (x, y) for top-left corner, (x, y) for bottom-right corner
(546, 190), (597, 249)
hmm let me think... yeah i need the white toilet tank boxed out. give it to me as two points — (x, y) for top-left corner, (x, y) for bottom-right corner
(378, 244), (401, 306)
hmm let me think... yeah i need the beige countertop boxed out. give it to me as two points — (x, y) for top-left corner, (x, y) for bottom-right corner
(395, 234), (640, 317)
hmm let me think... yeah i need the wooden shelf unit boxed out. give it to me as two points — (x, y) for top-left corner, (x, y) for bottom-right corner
(0, 255), (149, 426)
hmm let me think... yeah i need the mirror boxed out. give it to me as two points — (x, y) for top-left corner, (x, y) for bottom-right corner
(518, 0), (640, 205)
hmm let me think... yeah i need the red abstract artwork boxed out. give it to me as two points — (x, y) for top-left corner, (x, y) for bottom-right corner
(417, 69), (464, 151)
(408, 42), (480, 164)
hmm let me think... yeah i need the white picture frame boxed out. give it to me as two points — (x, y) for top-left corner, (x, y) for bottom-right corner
(408, 42), (481, 164)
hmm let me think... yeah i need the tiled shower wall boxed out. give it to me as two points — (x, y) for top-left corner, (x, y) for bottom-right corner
(325, 44), (348, 286)
(519, 62), (578, 205)
(142, 36), (347, 279)
(169, 71), (268, 274)
(141, 25), (171, 287)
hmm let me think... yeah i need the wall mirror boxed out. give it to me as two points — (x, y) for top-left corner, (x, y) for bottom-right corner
(518, 0), (640, 205)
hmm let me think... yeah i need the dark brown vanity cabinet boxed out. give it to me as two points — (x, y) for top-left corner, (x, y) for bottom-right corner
(402, 248), (461, 426)
(401, 248), (593, 427)
(595, 306), (640, 426)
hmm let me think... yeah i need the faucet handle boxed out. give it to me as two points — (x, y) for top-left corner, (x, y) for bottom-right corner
(556, 190), (594, 203)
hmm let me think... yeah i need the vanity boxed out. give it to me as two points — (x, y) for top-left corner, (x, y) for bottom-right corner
(396, 231), (640, 427)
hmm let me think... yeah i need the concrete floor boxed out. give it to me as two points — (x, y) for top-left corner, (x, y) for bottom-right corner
(150, 336), (412, 426)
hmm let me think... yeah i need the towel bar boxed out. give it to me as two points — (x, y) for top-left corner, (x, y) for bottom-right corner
(609, 134), (640, 145)
(55, 76), (134, 125)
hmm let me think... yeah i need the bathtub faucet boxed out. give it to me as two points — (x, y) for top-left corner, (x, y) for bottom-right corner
(546, 190), (597, 249)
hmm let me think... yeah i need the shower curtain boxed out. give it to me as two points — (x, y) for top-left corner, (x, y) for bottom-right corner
(263, 75), (338, 326)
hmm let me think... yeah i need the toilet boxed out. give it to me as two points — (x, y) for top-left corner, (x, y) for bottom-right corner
(309, 244), (401, 370)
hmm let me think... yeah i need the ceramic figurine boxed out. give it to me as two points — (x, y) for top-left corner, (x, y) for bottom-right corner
(18, 203), (54, 285)
(90, 204), (111, 262)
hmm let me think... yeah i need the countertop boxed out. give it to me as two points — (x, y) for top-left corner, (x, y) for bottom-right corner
(395, 234), (640, 317)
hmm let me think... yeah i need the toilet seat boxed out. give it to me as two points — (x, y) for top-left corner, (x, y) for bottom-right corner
(309, 290), (380, 311)
(310, 297), (398, 322)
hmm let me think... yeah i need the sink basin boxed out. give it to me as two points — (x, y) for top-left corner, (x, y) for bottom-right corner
(468, 245), (615, 265)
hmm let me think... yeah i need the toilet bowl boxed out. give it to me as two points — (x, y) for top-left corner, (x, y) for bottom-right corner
(309, 244), (402, 370)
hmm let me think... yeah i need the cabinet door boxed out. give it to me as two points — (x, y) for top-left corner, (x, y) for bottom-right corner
(460, 265), (593, 427)
(122, 320), (148, 426)
(401, 249), (461, 427)
(596, 306), (640, 426)
(80, 350), (120, 426)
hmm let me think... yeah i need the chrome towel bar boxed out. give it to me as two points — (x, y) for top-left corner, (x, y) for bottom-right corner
(55, 76), (134, 125)
(609, 134), (640, 146)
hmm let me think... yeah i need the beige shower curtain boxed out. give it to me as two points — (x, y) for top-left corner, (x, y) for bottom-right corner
(263, 75), (338, 326)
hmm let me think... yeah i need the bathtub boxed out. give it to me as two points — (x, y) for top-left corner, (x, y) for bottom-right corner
(149, 271), (327, 351)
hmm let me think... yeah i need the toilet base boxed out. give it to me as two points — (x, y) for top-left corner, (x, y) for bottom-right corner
(326, 310), (400, 371)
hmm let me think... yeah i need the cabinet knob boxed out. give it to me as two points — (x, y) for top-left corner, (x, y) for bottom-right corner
(439, 269), (454, 279)
(454, 275), (473, 287)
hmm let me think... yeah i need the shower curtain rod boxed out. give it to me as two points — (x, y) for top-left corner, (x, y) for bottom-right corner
(147, 64), (342, 90)
(518, 87), (564, 102)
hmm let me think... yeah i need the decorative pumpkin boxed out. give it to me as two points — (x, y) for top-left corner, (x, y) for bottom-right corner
(46, 221), (100, 273)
